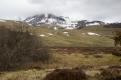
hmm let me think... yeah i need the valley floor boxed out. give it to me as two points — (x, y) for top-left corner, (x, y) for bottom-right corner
(0, 47), (121, 80)
(0, 22), (121, 80)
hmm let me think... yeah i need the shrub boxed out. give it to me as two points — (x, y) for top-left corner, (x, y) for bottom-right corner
(74, 65), (93, 70)
(113, 31), (121, 47)
(98, 69), (121, 80)
(44, 68), (87, 80)
(108, 65), (121, 69)
(120, 59), (121, 62)
(0, 25), (51, 71)
(111, 49), (121, 56)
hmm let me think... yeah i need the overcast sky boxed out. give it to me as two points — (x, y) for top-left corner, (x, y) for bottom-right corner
(0, 0), (121, 22)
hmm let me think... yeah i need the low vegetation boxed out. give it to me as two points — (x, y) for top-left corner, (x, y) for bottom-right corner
(0, 21), (121, 80)
(111, 48), (121, 56)
(44, 68), (87, 80)
(0, 25), (51, 71)
(97, 68), (121, 80)
(113, 31), (121, 47)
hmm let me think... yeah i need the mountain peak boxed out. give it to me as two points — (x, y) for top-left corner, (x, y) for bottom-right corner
(24, 14), (107, 29)
(24, 13), (66, 26)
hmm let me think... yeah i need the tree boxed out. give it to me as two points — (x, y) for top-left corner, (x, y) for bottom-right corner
(76, 20), (87, 29)
(113, 31), (121, 47)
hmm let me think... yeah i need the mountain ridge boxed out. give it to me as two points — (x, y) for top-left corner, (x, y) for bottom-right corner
(24, 13), (107, 29)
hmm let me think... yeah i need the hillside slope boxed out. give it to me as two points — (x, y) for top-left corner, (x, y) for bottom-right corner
(31, 26), (116, 47)
(0, 20), (119, 47)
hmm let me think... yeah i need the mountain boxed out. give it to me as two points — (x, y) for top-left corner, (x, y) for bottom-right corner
(25, 14), (66, 26)
(24, 13), (78, 29)
(86, 21), (105, 26)
(104, 23), (121, 28)
(25, 13), (116, 29)
(76, 20), (105, 29)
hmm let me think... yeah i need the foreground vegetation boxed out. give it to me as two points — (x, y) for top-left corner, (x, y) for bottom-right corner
(0, 52), (120, 80)
(0, 21), (121, 80)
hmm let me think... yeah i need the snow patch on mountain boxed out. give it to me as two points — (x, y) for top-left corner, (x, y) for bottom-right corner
(63, 32), (70, 36)
(54, 27), (58, 30)
(48, 33), (53, 36)
(63, 32), (68, 34)
(87, 32), (100, 36)
(39, 34), (46, 37)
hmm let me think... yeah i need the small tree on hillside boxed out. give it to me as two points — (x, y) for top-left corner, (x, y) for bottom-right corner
(113, 31), (121, 47)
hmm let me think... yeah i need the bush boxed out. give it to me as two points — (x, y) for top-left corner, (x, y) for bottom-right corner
(98, 69), (121, 80)
(113, 31), (121, 47)
(111, 49), (121, 56)
(44, 68), (87, 80)
(108, 65), (121, 69)
(74, 65), (93, 70)
(0, 25), (51, 71)
(120, 59), (121, 62)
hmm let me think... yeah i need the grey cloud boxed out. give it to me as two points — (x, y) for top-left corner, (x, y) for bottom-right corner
(0, 0), (121, 22)
(28, 0), (121, 22)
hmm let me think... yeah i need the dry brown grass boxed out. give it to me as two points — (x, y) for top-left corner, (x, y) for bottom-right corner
(0, 69), (47, 80)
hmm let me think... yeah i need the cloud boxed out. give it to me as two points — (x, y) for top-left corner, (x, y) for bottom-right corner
(0, 0), (37, 20)
(28, 0), (121, 22)
(0, 0), (121, 22)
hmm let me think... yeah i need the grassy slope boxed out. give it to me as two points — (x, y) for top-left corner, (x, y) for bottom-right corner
(32, 26), (115, 47)
(1, 20), (119, 47)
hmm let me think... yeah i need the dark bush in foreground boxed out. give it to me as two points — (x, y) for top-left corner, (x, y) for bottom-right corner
(98, 69), (121, 80)
(0, 26), (51, 71)
(44, 68), (87, 80)
(111, 49), (121, 56)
